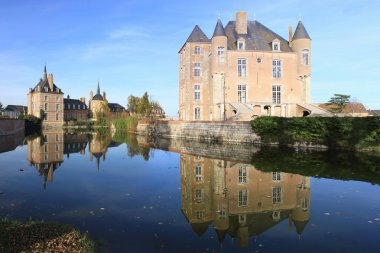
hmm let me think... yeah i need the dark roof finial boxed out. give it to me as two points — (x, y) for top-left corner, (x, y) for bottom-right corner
(43, 64), (47, 80)
(97, 80), (100, 95)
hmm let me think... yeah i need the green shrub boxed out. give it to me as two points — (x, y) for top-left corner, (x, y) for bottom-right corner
(251, 116), (380, 151)
(112, 117), (138, 133)
(18, 114), (42, 135)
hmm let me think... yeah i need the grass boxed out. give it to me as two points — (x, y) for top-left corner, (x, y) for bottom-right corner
(0, 218), (97, 253)
(112, 116), (138, 133)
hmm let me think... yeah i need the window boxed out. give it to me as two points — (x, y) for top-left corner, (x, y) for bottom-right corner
(302, 49), (309, 65)
(272, 172), (281, 181)
(196, 211), (204, 220)
(238, 40), (245, 50)
(44, 96), (48, 102)
(273, 40), (280, 51)
(193, 63), (201, 77)
(194, 107), (200, 120)
(239, 215), (247, 224)
(195, 165), (202, 182)
(301, 198), (309, 211)
(55, 134), (59, 142)
(194, 85), (200, 101)
(272, 187), (282, 204)
(44, 145), (48, 153)
(237, 58), (247, 77)
(44, 113), (47, 120)
(272, 60), (282, 78)
(238, 84), (247, 103)
(56, 104), (59, 111)
(272, 85), (281, 104)
(44, 103), (47, 111)
(219, 205), (227, 219)
(194, 46), (201, 55)
(56, 96), (59, 102)
(56, 113), (59, 121)
(238, 189), (248, 207)
(55, 144), (59, 152)
(217, 47), (224, 57)
(195, 189), (202, 202)
(238, 166), (247, 183)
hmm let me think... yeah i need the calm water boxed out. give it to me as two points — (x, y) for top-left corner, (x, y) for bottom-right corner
(0, 131), (380, 252)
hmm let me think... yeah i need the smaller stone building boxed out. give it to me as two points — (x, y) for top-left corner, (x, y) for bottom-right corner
(1, 105), (27, 119)
(89, 82), (108, 119)
(27, 66), (64, 126)
(64, 95), (89, 121)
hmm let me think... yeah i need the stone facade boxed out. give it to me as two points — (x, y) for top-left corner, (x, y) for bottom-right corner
(89, 82), (108, 119)
(28, 66), (64, 126)
(64, 96), (89, 121)
(0, 119), (25, 136)
(179, 12), (319, 121)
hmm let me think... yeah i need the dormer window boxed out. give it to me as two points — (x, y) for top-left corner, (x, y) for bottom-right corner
(302, 49), (310, 65)
(237, 39), (245, 51)
(272, 39), (280, 52)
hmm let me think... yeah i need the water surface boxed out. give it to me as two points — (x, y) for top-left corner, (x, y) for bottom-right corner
(0, 131), (379, 252)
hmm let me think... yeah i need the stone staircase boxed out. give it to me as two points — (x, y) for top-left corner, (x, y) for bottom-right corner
(229, 102), (255, 121)
(297, 103), (332, 116)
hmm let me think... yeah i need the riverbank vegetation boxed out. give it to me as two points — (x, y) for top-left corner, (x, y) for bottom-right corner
(0, 218), (96, 252)
(251, 116), (380, 151)
(112, 117), (139, 133)
(18, 114), (42, 135)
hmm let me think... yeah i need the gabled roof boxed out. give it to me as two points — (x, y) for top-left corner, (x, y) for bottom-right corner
(4, 105), (27, 112)
(213, 19), (227, 37)
(224, 20), (293, 52)
(368, 110), (380, 116)
(293, 21), (311, 40)
(186, 25), (210, 43)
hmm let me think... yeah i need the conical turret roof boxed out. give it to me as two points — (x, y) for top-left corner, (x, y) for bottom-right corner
(293, 21), (311, 40)
(213, 19), (226, 37)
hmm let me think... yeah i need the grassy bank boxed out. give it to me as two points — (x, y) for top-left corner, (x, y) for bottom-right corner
(0, 219), (96, 252)
(251, 116), (380, 151)
(112, 117), (138, 133)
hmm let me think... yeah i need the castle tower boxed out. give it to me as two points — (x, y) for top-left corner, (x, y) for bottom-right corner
(211, 18), (228, 120)
(291, 177), (311, 236)
(291, 19), (312, 103)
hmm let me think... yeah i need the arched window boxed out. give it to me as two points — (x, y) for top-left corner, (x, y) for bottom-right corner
(302, 49), (309, 65)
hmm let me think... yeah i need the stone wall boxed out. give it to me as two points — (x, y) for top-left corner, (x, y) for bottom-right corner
(136, 120), (260, 144)
(0, 119), (25, 136)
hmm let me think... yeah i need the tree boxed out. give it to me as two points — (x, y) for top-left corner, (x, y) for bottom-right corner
(127, 95), (140, 115)
(328, 94), (351, 113)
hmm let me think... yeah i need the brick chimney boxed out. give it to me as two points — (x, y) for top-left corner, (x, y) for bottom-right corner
(90, 91), (93, 99)
(48, 74), (54, 91)
(236, 12), (248, 34)
(289, 25), (293, 47)
(103, 91), (106, 100)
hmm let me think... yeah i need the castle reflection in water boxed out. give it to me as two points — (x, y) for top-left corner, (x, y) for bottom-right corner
(180, 153), (310, 247)
(26, 131), (121, 189)
(25, 131), (310, 246)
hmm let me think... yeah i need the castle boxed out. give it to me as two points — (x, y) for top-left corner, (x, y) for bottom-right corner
(27, 66), (126, 125)
(179, 12), (327, 121)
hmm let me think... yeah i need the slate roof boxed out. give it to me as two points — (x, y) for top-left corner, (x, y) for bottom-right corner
(186, 25), (210, 43)
(64, 98), (88, 110)
(108, 103), (125, 112)
(32, 78), (63, 93)
(213, 19), (226, 37)
(4, 105), (27, 112)
(92, 82), (104, 100)
(224, 20), (293, 52)
(293, 21), (311, 40)
(319, 102), (368, 114)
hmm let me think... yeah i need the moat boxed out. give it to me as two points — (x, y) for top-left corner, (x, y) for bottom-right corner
(0, 131), (380, 252)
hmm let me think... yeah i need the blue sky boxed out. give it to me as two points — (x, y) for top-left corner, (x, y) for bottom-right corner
(0, 0), (379, 115)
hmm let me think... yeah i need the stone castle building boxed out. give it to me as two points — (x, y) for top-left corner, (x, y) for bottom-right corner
(179, 12), (328, 121)
(28, 66), (64, 125)
(27, 67), (126, 124)
(180, 153), (310, 246)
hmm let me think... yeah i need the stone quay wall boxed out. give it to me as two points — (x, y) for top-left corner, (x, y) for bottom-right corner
(136, 120), (260, 144)
(0, 119), (25, 136)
